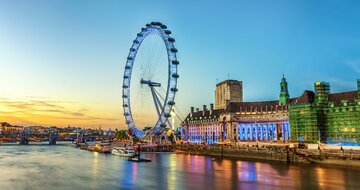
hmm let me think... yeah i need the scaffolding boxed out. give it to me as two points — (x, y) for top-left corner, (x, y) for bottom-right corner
(289, 81), (360, 144)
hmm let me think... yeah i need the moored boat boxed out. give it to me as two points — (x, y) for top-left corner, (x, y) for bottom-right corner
(111, 147), (136, 157)
(128, 157), (151, 162)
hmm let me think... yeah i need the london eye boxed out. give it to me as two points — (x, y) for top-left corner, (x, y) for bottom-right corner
(122, 22), (179, 140)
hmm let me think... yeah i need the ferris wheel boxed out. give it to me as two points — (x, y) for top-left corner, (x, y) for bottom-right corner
(122, 22), (179, 139)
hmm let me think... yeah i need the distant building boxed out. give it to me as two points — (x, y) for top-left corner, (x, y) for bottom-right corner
(289, 80), (360, 145)
(215, 80), (243, 109)
(29, 126), (47, 134)
(1, 122), (24, 132)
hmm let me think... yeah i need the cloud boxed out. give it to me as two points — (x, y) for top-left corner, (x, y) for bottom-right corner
(345, 60), (360, 75)
(30, 100), (65, 109)
(0, 96), (121, 126)
(49, 115), (120, 121)
(25, 96), (50, 99)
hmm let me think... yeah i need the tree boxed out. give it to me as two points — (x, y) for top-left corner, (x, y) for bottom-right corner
(115, 130), (129, 140)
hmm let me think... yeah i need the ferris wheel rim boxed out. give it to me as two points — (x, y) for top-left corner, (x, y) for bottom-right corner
(122, 22), (179, 138)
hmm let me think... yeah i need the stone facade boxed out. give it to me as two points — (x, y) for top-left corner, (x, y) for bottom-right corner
(181, 104), (223, 144)
(223, 101), (290, 142)
(215, 80), (243, 109)
(183, 77), (292, 144)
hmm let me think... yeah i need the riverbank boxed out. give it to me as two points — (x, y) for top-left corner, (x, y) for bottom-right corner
(77, 141), (360, 167)
(169, 144), (360, 167)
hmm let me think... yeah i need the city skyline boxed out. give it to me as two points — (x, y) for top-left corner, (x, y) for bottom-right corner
(1, 0), (360, 129)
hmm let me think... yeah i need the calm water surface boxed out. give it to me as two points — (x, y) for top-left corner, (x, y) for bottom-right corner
(0, 142), (359, 190)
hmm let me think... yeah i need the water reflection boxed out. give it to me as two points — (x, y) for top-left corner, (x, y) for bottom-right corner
(0, 144), (359, 190)
(92, 152), (99, 177)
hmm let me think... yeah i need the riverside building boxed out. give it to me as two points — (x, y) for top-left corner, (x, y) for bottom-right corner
(182, 76), (293, 144)
(222, 75), (292, 142)
(182, 77), (360, 145)
(289, 80), (360, 145)
(182, 104), (223, 144)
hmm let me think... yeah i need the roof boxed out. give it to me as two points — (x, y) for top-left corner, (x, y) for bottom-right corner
(328, 91), (357, 104)
(187, 109), (223, 118)
(216, 80), (242, 86)
(184, 90), (358, 121)
(288, 90), (315, 104)
(225, 100), (279, 113)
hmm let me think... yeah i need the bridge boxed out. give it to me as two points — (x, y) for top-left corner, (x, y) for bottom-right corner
(0, 127), (65, 145)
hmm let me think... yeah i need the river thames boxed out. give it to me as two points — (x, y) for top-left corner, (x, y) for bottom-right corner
(0, 143), (359, 190)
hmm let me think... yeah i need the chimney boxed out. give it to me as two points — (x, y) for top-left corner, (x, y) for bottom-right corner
(210, 103), (214, 115)
(203, 105), (207, 116)
(196, 108), (200, 112)
(191, 107), (194, 113)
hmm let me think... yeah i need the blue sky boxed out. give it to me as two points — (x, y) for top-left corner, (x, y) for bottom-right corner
(0, 0), (359, 128)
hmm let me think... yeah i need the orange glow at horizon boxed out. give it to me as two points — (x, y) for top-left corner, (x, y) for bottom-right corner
(0, 95), (130, 129)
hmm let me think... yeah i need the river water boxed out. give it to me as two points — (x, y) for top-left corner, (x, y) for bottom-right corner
(0, 142), (359, 190)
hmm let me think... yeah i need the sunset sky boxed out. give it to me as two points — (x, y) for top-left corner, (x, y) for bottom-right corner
(0, 1), (359, 129)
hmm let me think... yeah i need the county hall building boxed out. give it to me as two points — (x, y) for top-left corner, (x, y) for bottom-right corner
(181, 77), (360, 145)
(181, 76), (309, 144)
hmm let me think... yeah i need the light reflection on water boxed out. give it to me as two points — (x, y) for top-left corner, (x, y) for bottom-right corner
(0, 143), (359, 190)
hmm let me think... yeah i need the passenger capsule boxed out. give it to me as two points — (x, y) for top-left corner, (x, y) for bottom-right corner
(172, 73), (179, 78)
(133, 40), (139, 44)
(146, 24), (151, 27)
(161, 24), (167, 29)
(168, 37), (175, 42)
(123, 75), (129, 79)
(122, 85), (129, 88)
(170, 48), (178, 53)
(171, 87), (178, 92)
(151, 22), (157, 25)
(123, 104), (129, 107)
(130, 48), (136, 52)
(137, 33), (143, 37)
(124, 113), (129, 116)
(168, 101), (175, 106)
(172, 60), (179, 65)
(127, 57), (133, 60)
(160, 123), (167, 128)
(125, 66), (130, 69)
(165, 113), (171, 117)
(165, 30), (172, 34)
(122, 95), (128, 98)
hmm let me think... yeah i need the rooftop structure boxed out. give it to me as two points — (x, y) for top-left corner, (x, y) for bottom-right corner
(215, 80), (243, 109)
(279, 75), (290, 106)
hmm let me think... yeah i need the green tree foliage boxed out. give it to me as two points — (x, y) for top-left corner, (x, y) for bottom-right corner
(115, 130), (129, 140)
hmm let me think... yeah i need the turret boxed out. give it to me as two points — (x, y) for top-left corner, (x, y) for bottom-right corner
(314, 81), (330, 105)
(279, 74), (290, 106)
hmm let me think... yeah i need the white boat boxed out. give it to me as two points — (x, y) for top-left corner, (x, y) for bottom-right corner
(111, 147), (136, 157)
